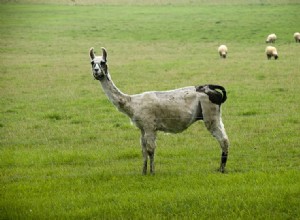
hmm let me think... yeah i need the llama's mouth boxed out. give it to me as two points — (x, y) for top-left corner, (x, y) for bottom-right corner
(93, 72), (105, 80)
(94, 72), (99, 77)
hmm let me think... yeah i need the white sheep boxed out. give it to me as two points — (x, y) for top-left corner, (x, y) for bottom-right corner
(294, 32), (300, 43)
(265, 46), (278, 60)
(89, 47), (230, 175)
(266, 33), (277, 43)
(218, 45), (228, 58)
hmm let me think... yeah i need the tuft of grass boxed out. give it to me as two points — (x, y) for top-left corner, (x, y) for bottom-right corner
(44, 112), (64, 121)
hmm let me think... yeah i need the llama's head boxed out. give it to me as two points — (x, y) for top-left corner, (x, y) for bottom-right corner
(89, 47), (108, 80)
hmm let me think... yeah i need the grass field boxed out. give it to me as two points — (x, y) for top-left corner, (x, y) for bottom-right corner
(1, 1), (300, 219)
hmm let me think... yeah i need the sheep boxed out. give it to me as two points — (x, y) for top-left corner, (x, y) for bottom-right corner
(89, 47), (230, 175)
(218, 45), (228, 58)
(294, 32), (300, 43)
(266, 33), (277, 43)
(265, 46), (278, 60)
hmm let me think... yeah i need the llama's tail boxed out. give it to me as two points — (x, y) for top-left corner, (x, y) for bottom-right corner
(208, 84), (227, 104)
(196, 84), (227, 105)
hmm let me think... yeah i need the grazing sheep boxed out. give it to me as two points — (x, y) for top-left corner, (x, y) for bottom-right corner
(266, 33), (277, 43)
(265, 46), (278, 60)
(294, 32), (300, 43)
(89, 47), (230, 175)
(218, 45), (228, 58)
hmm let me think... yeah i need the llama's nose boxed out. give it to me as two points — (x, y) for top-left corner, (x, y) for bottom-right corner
(94, 65), (100, 72)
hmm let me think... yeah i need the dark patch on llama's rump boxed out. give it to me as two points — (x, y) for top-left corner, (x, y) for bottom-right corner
(195, 84), (227, 105)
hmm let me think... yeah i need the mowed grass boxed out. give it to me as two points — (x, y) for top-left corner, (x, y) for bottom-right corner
(1, 1), (300, 219)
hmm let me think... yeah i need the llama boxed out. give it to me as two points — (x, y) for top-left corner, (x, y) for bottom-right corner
(89, 47), (230, 174)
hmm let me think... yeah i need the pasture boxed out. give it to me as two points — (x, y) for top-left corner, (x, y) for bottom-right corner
(1, 1), (299, 219)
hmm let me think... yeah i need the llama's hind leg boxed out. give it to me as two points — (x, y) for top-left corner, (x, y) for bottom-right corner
(205, 119), (229, 173)
(219, 138), (229, 173)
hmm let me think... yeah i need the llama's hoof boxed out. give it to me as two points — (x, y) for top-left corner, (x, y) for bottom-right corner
(219, 167), (226, 173)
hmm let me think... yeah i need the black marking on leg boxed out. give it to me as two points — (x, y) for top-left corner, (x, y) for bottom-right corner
(220, 152), (228, 173)
(221, 152), (228, 164)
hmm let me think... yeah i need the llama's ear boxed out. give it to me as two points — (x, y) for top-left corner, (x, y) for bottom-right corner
(90, 47), (95, 60)
(101, 47), (107, 61)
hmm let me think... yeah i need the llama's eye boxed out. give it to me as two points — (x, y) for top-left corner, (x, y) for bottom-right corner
(91, 61), (94, 65)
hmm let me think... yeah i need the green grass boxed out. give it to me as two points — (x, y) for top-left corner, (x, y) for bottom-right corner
(1, 1), (300, 219)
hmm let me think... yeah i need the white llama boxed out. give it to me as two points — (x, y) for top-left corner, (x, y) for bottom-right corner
(89, 47), (230, 174)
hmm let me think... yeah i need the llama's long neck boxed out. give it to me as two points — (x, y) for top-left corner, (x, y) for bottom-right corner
(99, 73), (132, 116)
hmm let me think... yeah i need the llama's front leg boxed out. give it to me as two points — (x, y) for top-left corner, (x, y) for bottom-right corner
(141, 148), (155, 175)
(140, 130), (156, 175)
(141, 132), (148, 175)
(149, 150), (155, 175)
(142, 147), (148, 175)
